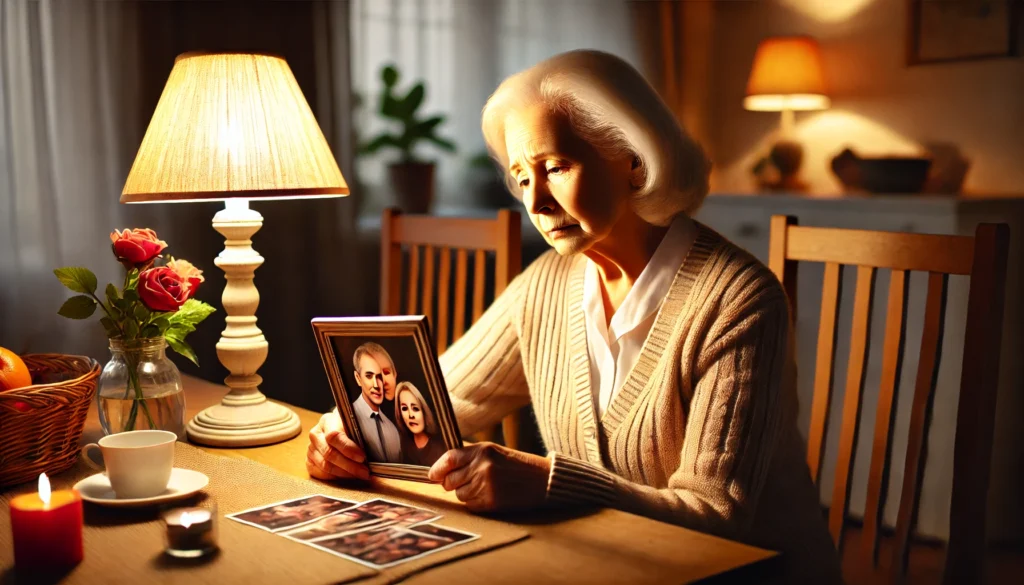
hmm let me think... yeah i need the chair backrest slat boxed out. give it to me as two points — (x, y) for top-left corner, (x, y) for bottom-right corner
(453, 249), (468, 342)
(890, 272), (947, 582)
(437, 247), (452, 353)
(422, 244), (436, 338)
(807, 261), (843, 482)
(862, 269), (909, 566)
(829, 264), (876, 548)
(472, 249), (486, 322)
(768, 215), (1009, 584)
(406, 244), (421, 316)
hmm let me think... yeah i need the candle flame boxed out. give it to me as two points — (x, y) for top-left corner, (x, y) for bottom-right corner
(180, 511), (195, 529)
(38, 472), (51, 506)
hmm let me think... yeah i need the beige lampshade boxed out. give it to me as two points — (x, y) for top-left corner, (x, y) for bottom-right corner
(744, 36), (830, 112)
(121, 52), (348, 203)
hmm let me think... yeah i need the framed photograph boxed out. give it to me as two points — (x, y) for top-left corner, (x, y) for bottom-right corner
(907, 0), (1020, 64)
(311, 316), (461, 482)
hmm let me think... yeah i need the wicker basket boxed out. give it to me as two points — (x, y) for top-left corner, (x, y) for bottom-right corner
(0, 353), (100, 489)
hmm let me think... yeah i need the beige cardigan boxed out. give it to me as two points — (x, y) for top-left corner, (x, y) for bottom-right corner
(439, 223), (842, 583)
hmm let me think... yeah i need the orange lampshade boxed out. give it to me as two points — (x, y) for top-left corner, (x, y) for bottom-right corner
(744, 36), (829, 112)
(121, 52), (348, 203)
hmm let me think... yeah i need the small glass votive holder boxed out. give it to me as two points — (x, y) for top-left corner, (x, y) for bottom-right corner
(163, 505), (218, 559)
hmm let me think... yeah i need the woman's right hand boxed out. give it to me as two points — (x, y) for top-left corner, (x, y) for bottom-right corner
(306, 410), (371, 481)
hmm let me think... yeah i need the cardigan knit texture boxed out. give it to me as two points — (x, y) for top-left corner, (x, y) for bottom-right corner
(439, 222), (842, 583)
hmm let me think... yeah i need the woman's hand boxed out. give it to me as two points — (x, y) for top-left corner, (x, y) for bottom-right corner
(306, 411), (371, 481)
(427, 442), (551, 512)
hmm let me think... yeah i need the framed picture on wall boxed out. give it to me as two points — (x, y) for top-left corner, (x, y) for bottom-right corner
(311, 316), (460, 482)
(907, 0), (1020, 64)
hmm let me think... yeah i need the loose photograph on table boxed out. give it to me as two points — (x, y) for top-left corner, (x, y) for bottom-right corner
(281, 498), (439, 541)
(227, 495), (357, 532)
(307, 524), (480, 569)
(281, 507), (385, 541)
(354, 498), (441, 526)
(311, 316), (462, 481)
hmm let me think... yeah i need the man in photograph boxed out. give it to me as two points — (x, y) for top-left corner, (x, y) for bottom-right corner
(352, 343), (402, 463)
(369, 344), (400, 424)
(369, 345), (398, 402)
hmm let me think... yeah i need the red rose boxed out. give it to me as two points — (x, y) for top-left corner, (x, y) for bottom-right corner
(138, 267), (190, 312)
(166, 258), (204, 298)
(110, 228), (167, 268)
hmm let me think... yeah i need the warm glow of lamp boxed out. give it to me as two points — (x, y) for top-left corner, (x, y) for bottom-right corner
(744, 35), (830, 116)
(122, 52), (349, 447)
(744, 36), (829, 191)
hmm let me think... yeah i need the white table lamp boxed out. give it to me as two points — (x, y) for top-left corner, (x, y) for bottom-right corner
(121, 52), (349, 447)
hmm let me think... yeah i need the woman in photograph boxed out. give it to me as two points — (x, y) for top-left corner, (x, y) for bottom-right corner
(393, 382), (447, 467)
(307, 49), (841, 583)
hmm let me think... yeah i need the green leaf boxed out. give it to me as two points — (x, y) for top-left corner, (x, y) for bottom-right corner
(359, 134), (403, 155)
(380, 94), (405, 119)
(58, 295), (97, 319)
(105, 283), (119, 306)
(151, 317), (171, 333)
(54, 267), (98, 294)
(426, 134), (457, 152)
(133, 303), (151, 322)
(123, 289), (139, 304)
(111, 296), (130, 314)
(165, 333), (199, 366)
(124, 319), (139, 340)
(167, 299), (215, 328)
(140, 325), (161, 338)
(100, 317), (121, 337)
(414, 115), (444, 136)
(400, 83), (425, 118)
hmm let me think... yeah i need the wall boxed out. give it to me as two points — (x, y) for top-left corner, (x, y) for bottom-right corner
(707, 0), (1024, 196)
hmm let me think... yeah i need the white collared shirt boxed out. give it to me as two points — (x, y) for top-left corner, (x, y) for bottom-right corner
(352, 394), (402, 463)
(583, 214), (696, 419)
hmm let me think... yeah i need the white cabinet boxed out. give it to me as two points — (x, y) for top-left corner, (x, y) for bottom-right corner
(696, 194), (1024, 543)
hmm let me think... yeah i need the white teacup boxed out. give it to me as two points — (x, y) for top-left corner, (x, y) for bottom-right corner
(81, 430), (176, 499)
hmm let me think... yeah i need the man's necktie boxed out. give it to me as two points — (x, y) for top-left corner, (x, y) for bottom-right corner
(371, 412), (387, 459)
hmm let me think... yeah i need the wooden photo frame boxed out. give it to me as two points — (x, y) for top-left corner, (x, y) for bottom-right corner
(907, 0), (1020, 65)
(311, 316), (460, 482)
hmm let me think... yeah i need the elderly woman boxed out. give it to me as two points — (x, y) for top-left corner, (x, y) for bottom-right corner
(307, 50), (841, 583)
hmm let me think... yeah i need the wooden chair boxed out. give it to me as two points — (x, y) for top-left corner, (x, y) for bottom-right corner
(768, 215), (1009, 584)
(380, 207), (533, 450)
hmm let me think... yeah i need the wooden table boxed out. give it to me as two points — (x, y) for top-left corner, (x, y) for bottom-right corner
(78, 375), (779, 584)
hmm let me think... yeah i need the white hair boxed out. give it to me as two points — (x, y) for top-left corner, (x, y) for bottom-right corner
(481, 50), (711, 225)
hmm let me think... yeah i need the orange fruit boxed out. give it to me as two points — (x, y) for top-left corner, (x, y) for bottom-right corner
(0, 347), (33, 391)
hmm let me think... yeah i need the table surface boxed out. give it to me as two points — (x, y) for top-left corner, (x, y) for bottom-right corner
(75, 375), (779, 585)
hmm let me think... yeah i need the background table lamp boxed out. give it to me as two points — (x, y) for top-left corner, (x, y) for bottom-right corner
(121, 52), (348, 447)
(744, 35), (830, 191)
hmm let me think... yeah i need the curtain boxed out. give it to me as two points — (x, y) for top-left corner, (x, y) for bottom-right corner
(629, 0), (714, 152)
(0, 0), (360, 412)
(0, 0), (150, 358)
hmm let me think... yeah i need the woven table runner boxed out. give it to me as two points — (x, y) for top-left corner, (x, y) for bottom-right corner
(0, 442), (529, 585)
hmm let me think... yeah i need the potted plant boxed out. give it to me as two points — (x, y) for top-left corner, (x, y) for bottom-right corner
(360, 64), (455, 213)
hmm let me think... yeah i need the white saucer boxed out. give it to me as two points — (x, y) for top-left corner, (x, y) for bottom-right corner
(73, 468), (209, 507)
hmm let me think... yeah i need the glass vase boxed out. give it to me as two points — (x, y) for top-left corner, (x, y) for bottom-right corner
(97, 337), (186, 439)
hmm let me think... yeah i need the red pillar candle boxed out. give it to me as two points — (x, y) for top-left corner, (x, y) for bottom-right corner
(9, 473), (83, 569)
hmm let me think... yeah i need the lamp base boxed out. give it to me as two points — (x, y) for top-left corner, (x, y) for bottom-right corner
(186, 398), (301, 447)
(753, 139), (808, 193)
(189, 198), (302, 448)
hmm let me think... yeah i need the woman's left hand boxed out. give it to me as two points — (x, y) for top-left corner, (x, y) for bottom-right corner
(427, 442), (551, 512)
